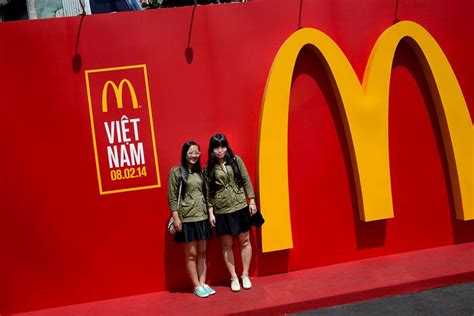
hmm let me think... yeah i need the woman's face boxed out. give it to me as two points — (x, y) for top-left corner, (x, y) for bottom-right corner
(213, 146), (227, 161)
(186, 145), (201, 166)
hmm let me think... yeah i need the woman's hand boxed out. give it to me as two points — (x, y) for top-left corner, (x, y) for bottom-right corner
(173, 217), (182, 232)
(208, 207), (216, 227)
(172, 211), (182, 232)
(249, 199), (257, 216)
(209, 214), (216, 227)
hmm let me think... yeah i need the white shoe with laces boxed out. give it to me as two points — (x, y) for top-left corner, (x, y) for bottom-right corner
(231, 278), (241, 292)
(241, 275), (252, 289)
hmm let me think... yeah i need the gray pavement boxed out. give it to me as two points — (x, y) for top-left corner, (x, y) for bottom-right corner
(294, 282), (474, 316)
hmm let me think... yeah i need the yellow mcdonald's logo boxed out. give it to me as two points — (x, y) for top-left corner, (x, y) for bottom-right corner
(258, 21), (473, 252)
(85, 64), (161, 195)
(102, 79), (140, 112)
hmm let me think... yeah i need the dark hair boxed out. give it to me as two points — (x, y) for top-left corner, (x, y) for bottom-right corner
(206, 133), (244, 196)
(179, 141), (203, 198)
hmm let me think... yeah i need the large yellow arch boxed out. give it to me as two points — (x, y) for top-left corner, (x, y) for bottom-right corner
(258, 21), (473, 252)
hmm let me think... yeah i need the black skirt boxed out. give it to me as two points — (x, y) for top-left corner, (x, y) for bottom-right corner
(215, 206), (251, 236)
(174, 219), (212, 243)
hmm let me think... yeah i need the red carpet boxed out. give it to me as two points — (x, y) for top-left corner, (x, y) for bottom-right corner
(14, 242), (474, 315)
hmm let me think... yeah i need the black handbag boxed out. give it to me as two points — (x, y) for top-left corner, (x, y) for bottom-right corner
(232, 156), (264, 227)
(249, 210), (265, 227)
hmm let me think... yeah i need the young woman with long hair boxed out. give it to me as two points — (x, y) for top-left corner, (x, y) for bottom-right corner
(204, 133), (257, 292)
(168, 141), (215, 298)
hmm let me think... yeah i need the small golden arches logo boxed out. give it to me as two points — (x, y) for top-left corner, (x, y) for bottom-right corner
(101, 79), (140, 113)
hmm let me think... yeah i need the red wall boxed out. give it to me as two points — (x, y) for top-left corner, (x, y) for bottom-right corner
(0, 0), (473, 313)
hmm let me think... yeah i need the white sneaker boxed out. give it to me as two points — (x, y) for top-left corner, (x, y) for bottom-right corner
(241, 275), (252, 289)
(231, 278), (241, 292)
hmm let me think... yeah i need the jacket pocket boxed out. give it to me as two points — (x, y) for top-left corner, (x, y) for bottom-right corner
(214, 194), (230, 209)
(235, 187), (247, 204)
(236, 193), (247, 204)
(180, 199), (195, 218)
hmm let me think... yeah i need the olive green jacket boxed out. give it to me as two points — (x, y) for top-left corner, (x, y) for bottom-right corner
(168, 166), (208, 223)
(204, 155), (255, 214)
